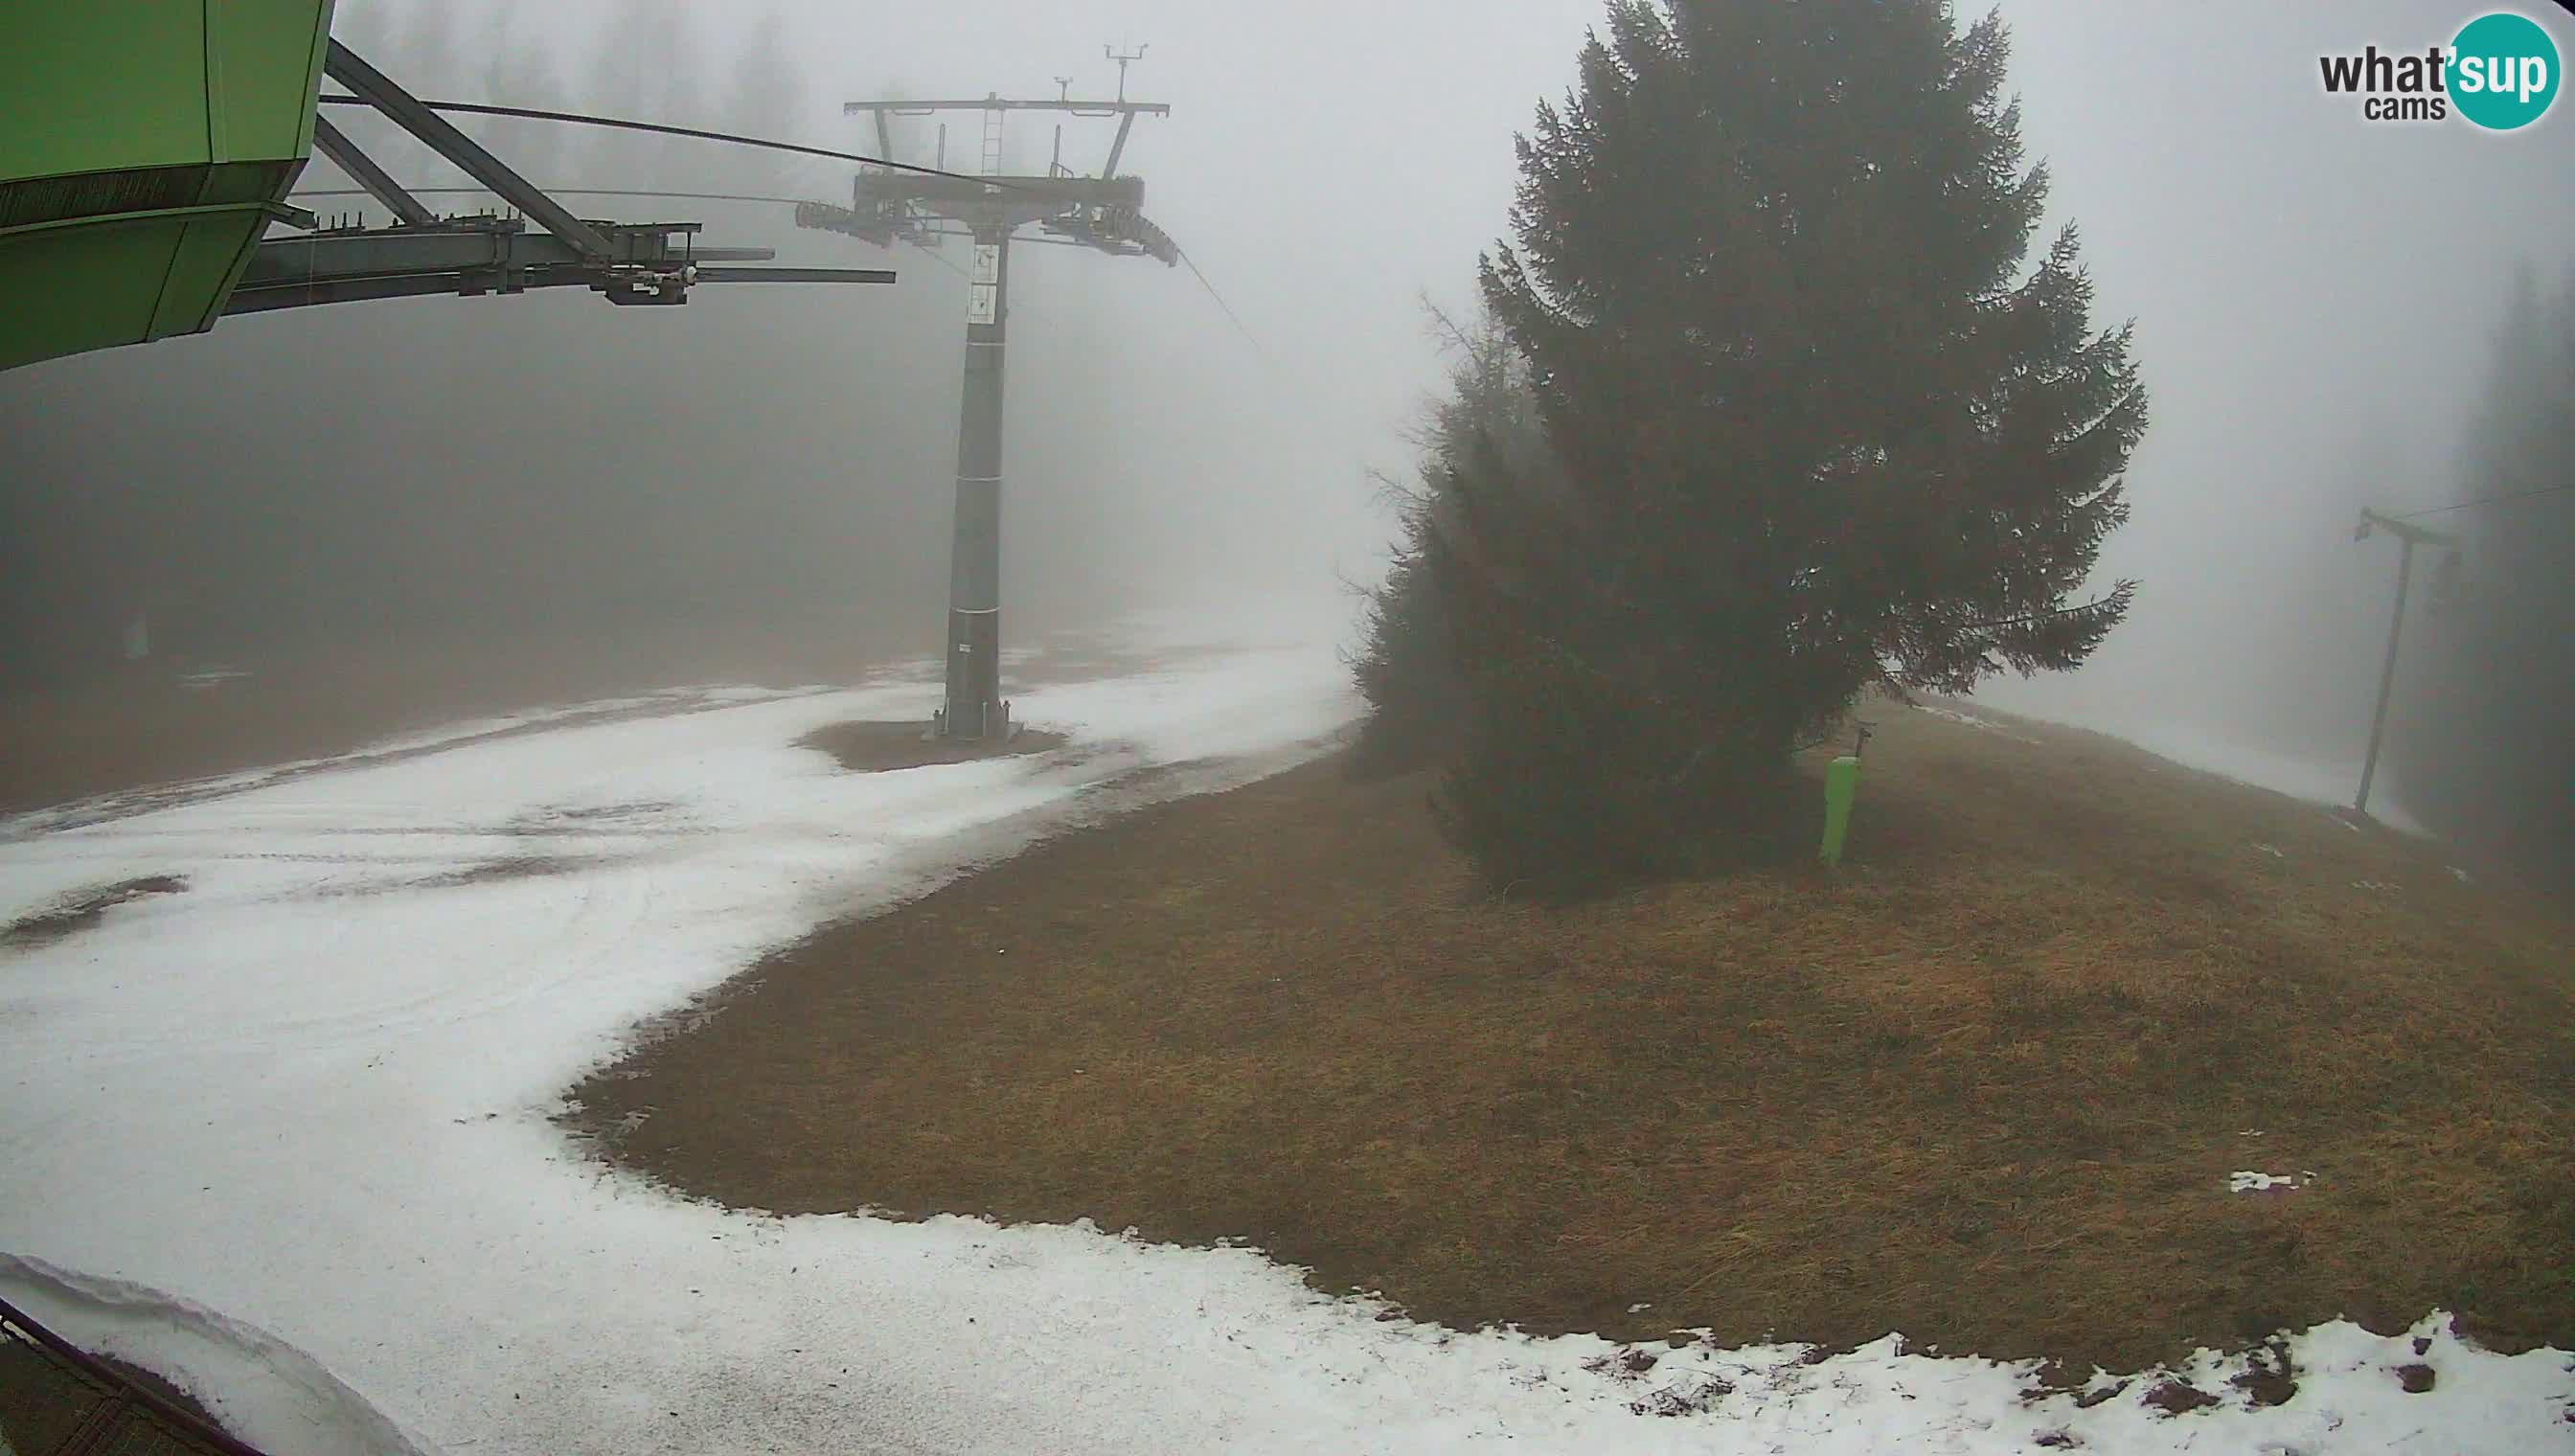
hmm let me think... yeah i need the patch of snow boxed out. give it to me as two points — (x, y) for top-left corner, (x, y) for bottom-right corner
(0, 1253), (436, 1454)
(1968, 708), (2435, 837)
(2250, 843), (2286, 860)
(2450, 866), (2472, 884)
(0, 684), (826, 842)
(2352, 880), (2401, 894)
(2230, 1172), (2314, 1194)
(1, 631), (2566, 1453)
(1913, 703), (2045, 745)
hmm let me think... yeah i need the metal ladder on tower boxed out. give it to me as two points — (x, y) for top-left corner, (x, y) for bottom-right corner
(978, 104), (1005, 176)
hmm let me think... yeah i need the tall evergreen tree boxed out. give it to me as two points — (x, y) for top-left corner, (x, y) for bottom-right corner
(1354, 305), (1554, 775)
(1424, 0), (2147, 894)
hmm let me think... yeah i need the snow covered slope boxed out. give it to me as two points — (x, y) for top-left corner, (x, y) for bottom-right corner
(0, 639), (2564, 1454)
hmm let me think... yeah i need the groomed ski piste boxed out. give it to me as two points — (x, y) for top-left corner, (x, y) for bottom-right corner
(2, 610), (2567, 1454)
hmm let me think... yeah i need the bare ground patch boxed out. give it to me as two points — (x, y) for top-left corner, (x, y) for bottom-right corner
(3, 876), (190, 948)
(569, 702), (2575, 1375)
(397, 855), (599, 891)
(795, 721), (1068, 773)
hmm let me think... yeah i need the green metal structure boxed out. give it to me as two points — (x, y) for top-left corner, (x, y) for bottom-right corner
(1, 1), (336, 373)
(1, 4), (892, 374)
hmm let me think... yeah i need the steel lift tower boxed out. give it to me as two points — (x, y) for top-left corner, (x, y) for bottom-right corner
(2349, 507), (2460, 818)
(800, 49), (1177, 740)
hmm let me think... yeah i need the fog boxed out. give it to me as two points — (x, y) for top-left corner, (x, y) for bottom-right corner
(5, 0), (2570, 815)
(1971, 1), (2575, 803)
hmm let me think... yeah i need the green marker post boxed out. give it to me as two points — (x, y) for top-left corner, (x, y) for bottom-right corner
(1819, 755), (1861, 866)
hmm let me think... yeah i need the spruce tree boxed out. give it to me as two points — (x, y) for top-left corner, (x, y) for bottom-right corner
(1354, 307), (1551, 776)
(1430, 0), (2148, 894)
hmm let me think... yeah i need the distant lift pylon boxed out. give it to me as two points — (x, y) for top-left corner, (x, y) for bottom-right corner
(2348, 508), (2459, 819)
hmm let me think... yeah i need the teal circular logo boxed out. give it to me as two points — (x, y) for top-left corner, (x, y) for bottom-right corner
(2450, 12), (2560, 130)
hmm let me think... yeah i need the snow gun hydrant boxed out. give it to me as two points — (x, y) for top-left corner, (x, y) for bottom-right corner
(1818, 720), (1873, 867)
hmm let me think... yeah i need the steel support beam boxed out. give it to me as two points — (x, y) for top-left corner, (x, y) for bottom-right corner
(694, 264), (894, 284)
(940, 227), (1011, 739)
(226, 262), (892, 315)
(855, 173), (1142, 216)
(243, 224), (628, 284)
(227, 269), (578, 313)
(309, 114), (437, 227)
(1103, 111), (1138, 178)
(234, 211), (884, 315)
(323, 40), (614, 257)
(240, 219), (764, 286)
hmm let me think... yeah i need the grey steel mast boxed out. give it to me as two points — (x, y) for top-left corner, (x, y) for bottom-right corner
(803, 52), (1177, 739)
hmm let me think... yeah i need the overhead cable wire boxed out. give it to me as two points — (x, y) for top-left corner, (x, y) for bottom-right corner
(312, 94), (1028, 191)
(1172, 244), (1275, 372)
(2389, 483), (2575, 520)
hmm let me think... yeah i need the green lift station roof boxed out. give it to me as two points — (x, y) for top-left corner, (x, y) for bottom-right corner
(1, 1), (337, 372)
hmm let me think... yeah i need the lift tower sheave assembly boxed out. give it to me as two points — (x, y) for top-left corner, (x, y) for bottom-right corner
(808, 58), (1175, 740)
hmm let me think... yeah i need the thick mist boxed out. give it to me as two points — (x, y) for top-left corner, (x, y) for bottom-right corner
(1968, 3), (2575, 817)
(4, 0), (1511, 684)
(5, 0), (2571, 834)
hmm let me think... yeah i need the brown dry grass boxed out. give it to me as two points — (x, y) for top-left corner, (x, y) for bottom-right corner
(572, 701), (2574, 1374)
